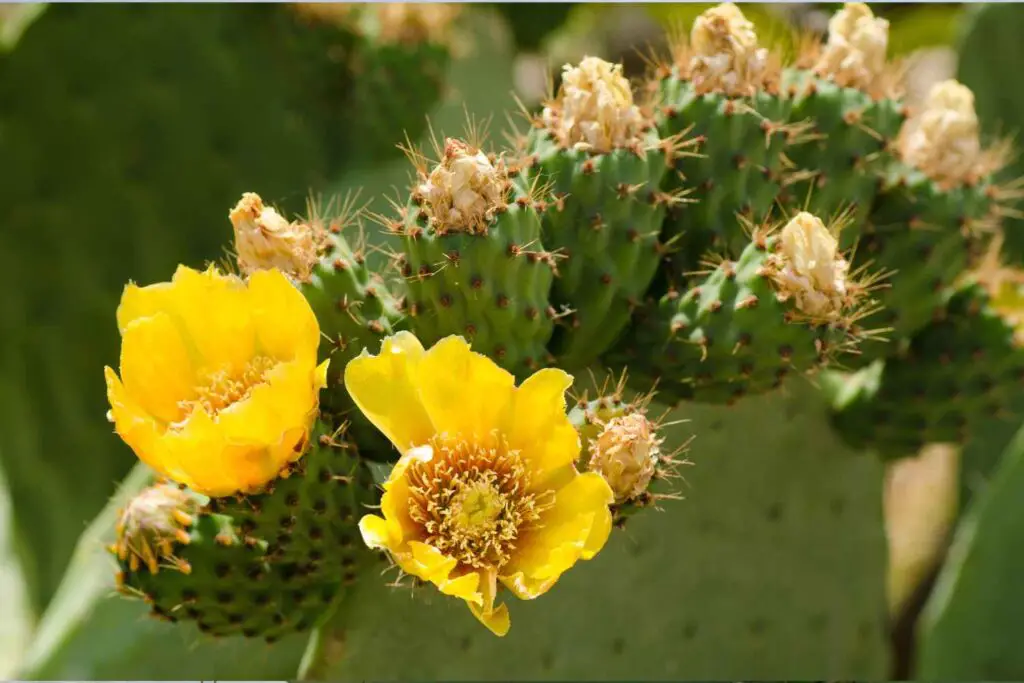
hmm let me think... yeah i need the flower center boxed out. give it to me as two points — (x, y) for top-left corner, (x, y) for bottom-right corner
(181, 355), (277, 420)
(406, 437), (549, 570)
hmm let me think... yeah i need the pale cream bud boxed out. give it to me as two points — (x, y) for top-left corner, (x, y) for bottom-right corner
(542, 56), (644, 153)
(900, 80), (982, 185)
(815, 3), (890, 91)
(588, 414), (661, 503)
(771, 212), (849, 319)
(230, 193), (323, 282)
(688, 3), (768, 96)
(417, 138), (506, 234)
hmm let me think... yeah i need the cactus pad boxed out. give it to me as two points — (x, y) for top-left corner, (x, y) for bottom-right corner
(392, 138), (556, 377)
(828, 280), (1024, 460)
(114, 484), (341, 642)
(612, 215), (867, 404)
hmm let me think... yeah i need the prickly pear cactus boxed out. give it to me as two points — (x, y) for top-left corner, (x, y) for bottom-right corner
(611, 212), (869, 404)
(782, 3), (906, 232)
(517, 57), (691, 369)
(569, 376), (683, 526)
(828, 273), (1024, 460)
(16, 464), (311, 680)
(388, 137), (558, 378)
(295, 3), (458, 164)
(850, 79), (1016, 364)
(648, 3), (796, 271)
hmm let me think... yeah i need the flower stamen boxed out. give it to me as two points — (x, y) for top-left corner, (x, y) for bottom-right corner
(406, 437), (550, 570)
(180, 355), (277, 420)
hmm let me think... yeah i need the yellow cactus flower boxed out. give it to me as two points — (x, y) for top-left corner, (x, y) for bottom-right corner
(104, 265), (329, 498)
(345, 333), (614, 636)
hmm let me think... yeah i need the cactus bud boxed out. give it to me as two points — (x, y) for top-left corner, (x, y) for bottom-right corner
(767, 212), (850, 320)
(814, 3), (890, 91)
(230, 192), (325, 282)
(900, 80), (982, 186)
(416, 138), (508, 235)
(588, 413), (663, 504)
(688, 3), (768, 96)
(113, 483), (199, 575)
(374, 3), (460, 45)
(541, 56), (644, 153)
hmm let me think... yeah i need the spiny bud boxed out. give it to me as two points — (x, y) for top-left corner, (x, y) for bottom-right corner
(688, 3), (768, 97)
(230, 192), (324, 282)
(542, 56), (644, 153)
(416, 138), (507, 235)
(588, 413), (663, 504)
(113, 483), (199, 575)
(900, 80), (982, 186)
(767, 212), (850, 320)
(814, 3), (889, 91)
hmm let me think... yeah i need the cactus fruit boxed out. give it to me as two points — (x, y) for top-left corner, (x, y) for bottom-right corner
(828, 265), (1024, 460)
(851, 79), (1018, 364)
(385, 136), (558, 378)
(648, 3), (797, 271)
(569, 375), (686, 526)
(612, 212), (872, 404)
(113, 420), (380, 640)
(516, 56), (693, 368)
(230, 192), (404, 452)
(782, 3), (906, 234)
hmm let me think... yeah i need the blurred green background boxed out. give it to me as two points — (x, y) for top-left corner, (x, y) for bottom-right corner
(2, 1), (1020, 679)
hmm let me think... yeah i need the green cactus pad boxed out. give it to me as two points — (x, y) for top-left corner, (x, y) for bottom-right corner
(206, 420), (379, 575)
(611, 230), (860, 404)
(850, 163), (995, 364)
(654, 76), (792, 269)
(520, 128), (674, 368)
(346, 39), (451, 163)
(782, 71), (906, 237)
(827, 281), (1024, 460)
(396, 188), (556, 379)
(520, 129), (679, 368)
(114, 484), (343, 642)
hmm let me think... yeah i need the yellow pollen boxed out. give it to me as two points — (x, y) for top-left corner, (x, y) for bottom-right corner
(406, 437), (550, 569)
(181, 355), (277, 420)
